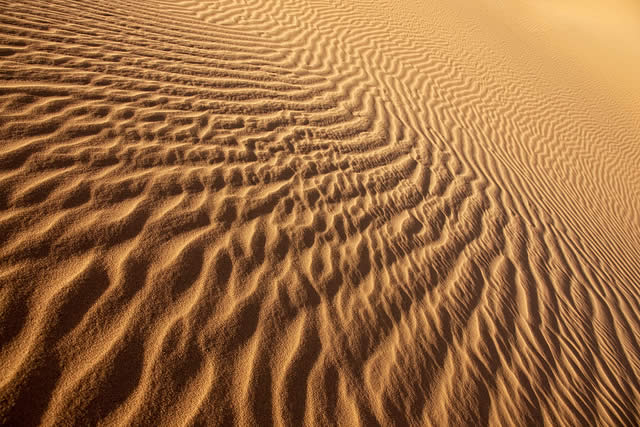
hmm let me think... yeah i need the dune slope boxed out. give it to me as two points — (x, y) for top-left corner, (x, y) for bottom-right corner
(1, 0), (639, 425)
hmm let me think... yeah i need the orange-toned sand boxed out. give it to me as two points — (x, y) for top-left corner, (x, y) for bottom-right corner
(1, 0), (640, 425)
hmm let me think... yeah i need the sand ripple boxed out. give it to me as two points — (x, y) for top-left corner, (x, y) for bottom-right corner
(1, 0), (640, 425)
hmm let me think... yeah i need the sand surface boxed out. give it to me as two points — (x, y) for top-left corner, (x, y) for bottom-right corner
(1, 0), (640, 425)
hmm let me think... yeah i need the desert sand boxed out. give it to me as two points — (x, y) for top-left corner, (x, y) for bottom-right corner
(1, 0), (640, 425)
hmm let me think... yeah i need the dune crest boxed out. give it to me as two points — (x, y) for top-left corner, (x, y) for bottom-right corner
(1, 0), (639, 425)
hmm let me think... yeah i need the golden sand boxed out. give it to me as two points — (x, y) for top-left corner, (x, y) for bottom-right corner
(1, 0), (639, 425)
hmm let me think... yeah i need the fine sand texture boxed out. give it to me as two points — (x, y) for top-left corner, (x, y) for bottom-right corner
(1, 0), (640, 425)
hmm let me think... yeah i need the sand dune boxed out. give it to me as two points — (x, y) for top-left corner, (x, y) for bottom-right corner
(1, 0), (640, 425)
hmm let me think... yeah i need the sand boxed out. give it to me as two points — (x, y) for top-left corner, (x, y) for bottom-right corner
(1, 0), (639, 425)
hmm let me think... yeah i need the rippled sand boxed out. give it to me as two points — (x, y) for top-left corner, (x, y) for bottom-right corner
(1, 0), (640, 425)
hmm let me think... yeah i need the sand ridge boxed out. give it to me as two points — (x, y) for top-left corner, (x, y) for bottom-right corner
(1, 0), (640, 425)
